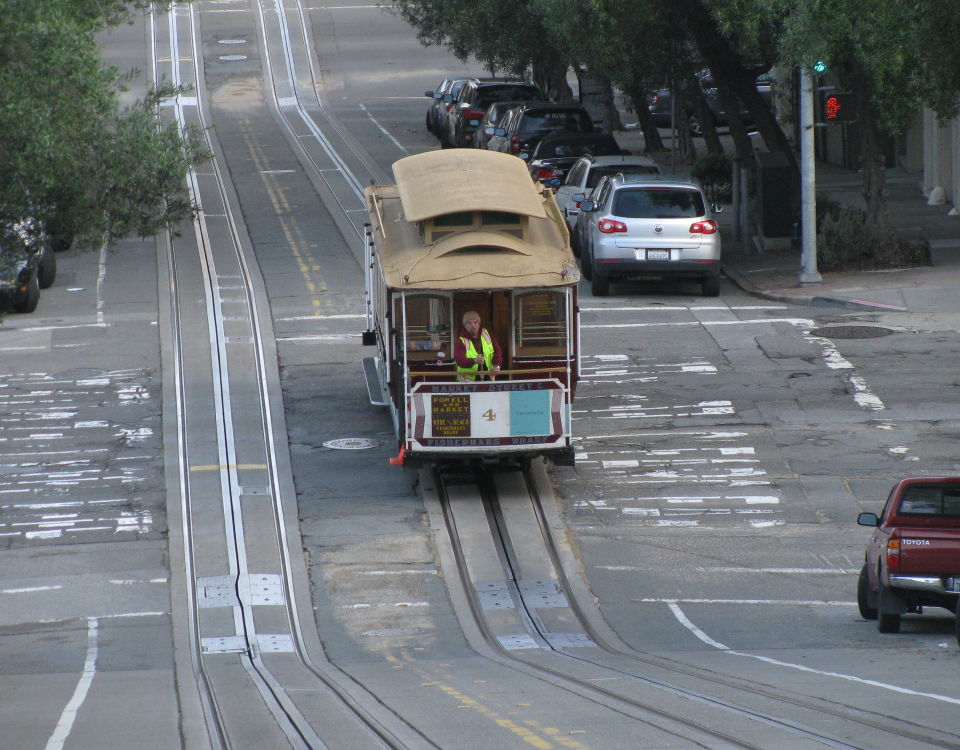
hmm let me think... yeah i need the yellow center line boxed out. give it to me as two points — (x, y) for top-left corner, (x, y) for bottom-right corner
(387, 650), (592, 750)
(241, 124), (328, 311)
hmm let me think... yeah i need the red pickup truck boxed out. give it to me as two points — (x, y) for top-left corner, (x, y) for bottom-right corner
(857, 477), (960, 643)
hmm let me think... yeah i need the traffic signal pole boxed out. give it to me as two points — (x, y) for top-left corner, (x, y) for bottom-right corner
(798, 67), (822, 284)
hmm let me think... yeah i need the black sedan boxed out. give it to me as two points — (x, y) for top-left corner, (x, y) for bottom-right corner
(0, 221), (56, 314)
(526, 132), (628, 188)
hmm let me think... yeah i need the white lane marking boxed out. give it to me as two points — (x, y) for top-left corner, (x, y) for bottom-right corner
(580, 305), (787, 312)
(584, 316), (885, 412)
(599, 567), (859, 574)
(667, 602), (960, 705)
(96, 241), (108, 325)
(805, 332), (885, 410)
(277, 334), (359, 341)
(275, 313), (364, 321)
(668, 602), (728, 649)
(44, 617), (99, 750)
(2, 585), (64, 594)
(582, 317), (811, 329)
(358, 103), (408, 154)
(109, 578), (168, 585)
(643, 598), (855, 606)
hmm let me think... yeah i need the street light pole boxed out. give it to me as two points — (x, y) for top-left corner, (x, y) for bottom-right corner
(799, 66), (822, 284)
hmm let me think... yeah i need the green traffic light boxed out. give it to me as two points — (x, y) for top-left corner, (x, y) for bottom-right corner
(813, 61), (827, 73)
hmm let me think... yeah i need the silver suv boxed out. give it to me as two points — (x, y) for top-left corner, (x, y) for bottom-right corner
(574, 174), (721, 297)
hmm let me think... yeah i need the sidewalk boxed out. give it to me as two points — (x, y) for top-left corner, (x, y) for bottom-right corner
(614, 127), (960, 313)
(721, 161), (960, 313)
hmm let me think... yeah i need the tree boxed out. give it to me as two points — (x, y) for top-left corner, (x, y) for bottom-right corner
(392, 0), (573, 99)
(715, 0), (960, 228)
(0, 0), (207, 249)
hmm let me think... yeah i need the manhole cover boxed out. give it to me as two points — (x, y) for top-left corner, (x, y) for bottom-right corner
(808, 326), (894, 339)
(323, 438), (380, 450)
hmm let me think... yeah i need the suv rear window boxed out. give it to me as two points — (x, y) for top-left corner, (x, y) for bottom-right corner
(587, 165), (660, 188)
(477, 86), (541, 107)
(898, 485), (960, 517)
(612, 188), (705, 219)
(518, 110), (592, 137)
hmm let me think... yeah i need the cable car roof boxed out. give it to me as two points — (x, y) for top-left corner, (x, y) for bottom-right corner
(365, 183), (579, 291)
(392, 150), (547, 222)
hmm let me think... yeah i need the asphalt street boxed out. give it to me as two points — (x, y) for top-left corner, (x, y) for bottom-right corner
(1, 2), (959, 749)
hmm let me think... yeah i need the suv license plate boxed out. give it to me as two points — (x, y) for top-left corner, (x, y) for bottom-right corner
(646, 249), (670, 260)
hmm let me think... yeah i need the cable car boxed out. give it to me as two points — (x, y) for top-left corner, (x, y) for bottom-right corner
(362, 149), (581, 466)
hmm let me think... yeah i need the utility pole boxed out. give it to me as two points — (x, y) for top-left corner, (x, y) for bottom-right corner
(798, 66), (822, 284)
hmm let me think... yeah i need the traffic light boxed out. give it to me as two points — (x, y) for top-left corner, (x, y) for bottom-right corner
(818, 91), (858, 123)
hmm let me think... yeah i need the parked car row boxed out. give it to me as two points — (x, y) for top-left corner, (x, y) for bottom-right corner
(422, 76), (722, 300)
(424, 76), (543, 148)
(647, 70), (773, 136)
(0, 219), (58, 314)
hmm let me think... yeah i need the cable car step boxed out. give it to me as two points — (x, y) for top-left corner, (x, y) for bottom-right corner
(363, 357), (389, 406)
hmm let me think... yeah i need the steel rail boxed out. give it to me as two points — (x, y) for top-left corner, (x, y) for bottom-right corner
(445, 464), (960, 750)
(157, 4), (430, 748)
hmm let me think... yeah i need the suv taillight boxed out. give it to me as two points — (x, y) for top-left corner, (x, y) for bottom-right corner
(536, 167), (558, 181)
(690, 220), (718, 234)
(598, 219), (627, 233)
(465, 108), (484, 124)
(510, 135), (521, 154)
(886, 532), (901, 572)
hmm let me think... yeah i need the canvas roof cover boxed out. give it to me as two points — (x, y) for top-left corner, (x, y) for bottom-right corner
(364, 179), (578, 291)
(392, 150), (546, 222)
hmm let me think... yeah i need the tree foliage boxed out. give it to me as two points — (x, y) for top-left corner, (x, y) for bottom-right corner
(0, 0), (207, 249)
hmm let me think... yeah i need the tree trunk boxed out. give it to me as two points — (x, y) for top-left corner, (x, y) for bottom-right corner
(692, 81), (724, 155)
(679, 0), (798, 179)
(857, 82), (889, 228)
(626, 86), (665, 151)
(533, 60), (573, 102)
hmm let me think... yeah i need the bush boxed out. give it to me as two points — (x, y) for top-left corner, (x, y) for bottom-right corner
(691, 152), (732, 204)
(815, 195), (929, 271)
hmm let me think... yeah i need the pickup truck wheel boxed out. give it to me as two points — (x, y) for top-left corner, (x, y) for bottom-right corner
(877, 585), (901, 633)
(857, 565), (877, 620)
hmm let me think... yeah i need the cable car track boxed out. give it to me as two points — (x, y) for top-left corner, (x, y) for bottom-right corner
(154, 5), (433, 748)
(148, 1), (960, 748)
(432, 463), (960, 750)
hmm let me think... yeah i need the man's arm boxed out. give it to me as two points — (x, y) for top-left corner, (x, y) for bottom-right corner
(453, 336), (472, 368)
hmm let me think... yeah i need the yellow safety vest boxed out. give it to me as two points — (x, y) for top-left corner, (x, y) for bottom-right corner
(457, 330), (495, 381)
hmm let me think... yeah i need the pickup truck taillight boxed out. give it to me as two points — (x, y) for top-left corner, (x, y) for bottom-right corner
(886, 532), (901, 572)
(510, 135), (521, 154)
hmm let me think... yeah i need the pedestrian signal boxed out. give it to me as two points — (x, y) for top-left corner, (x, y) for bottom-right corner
(818, 92), (857, 123)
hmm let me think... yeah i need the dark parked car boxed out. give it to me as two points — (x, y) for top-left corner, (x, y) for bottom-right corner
(444, 78), (543, 148)
(526, 132), (628, 188)
(648, 70), (772, 135)
(485, 102), (594, 160)
(0, 220), (56, 314)
(424, 76), (469, 140)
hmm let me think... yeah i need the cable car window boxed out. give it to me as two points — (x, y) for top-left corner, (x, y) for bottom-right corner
(480, 211), (520, 226)
(515, 291), (566, 355)
(433, 212), (473, 227)
(401, 295), (451, 358)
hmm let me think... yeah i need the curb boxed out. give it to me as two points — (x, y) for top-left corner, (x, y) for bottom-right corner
(722, 266), (899, 311)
